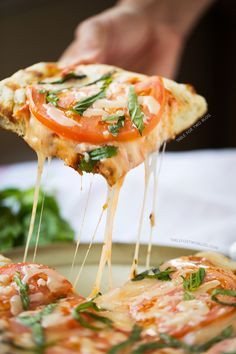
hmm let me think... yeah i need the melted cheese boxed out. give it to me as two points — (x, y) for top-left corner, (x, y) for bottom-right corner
(138, 96), (160, 115)
(10, 295), (23, 316)
(71, 178), (94, 281)
(74, 204), (106, 289)
(146, 142), (166, 268)
(46, 106), (81, 127)
(91, 178), (123, 296)
(21, 264), (66, 293)
(23, 153), (45, 262)
(130, 160), (150, 277)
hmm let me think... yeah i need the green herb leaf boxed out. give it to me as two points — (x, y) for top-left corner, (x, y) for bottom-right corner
(72, 300), (113, 331)
(72, 73), (113, 115)
(14, 271), (29, 310)
(195, 326), (233, 352)
(107, 116), (125, 137)
(0, 187), (74, 252)
(86, 72), (113, 86)
(181, 267), (206, 292)
(108, 325), (142, 354)
(39, 72), (87, 85)
(128, 85), (145, 135)
(71, 90), (106, 115)
(46, 92), (59, 106)
(133, 326), (233, 353)
(211, 288), (236, 307)
(132, 267), (174, 282)
(183, 292), (195, 301)
(79, 146), (118, 173)
(19, 303), (57, 349)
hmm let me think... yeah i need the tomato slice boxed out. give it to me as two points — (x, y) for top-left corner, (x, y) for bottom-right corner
(26, 76), (165, 144)
(0, 263), (73, 317)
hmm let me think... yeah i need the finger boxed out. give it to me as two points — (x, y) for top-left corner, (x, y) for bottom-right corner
(59, 18), (109, 67)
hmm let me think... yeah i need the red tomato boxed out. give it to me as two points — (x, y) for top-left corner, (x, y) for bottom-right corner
(26, 76), (165, 144)
(0, 263), (73, 317)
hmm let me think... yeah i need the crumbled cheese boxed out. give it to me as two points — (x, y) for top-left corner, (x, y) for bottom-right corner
(0, 286), (12, 295)
(0, 274), (10, 284)
(37, 278), (46, 287)
(138, 96), (160, 115)
(10, 295), (23, 315)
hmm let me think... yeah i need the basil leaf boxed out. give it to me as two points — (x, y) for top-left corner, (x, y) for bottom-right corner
(132, 326), (233, 353)
(183, 292), (195, 301)
(195, 326), (233, 352)
(181, 267), (206, 292)
(86, 72), (113, 86)
(0, 187), (74, 252)
(128, 85), (145, 135)
(79, 146), (118, 173)
(107, 116), (125, 137)
(74, 301), (101, 313)
(72, 300), (113, 331)
(160, 325), (233, 352)
(72, 73), (113, 115)
(72, 90), (106, 115)
(132, 342), (168, 354)
(132, 267), (174, 282)
(39, 72), (87, 85)
(14, 271), (29, 310)
(108, 325), (142, 354)
(19, 303), (57, 350)
(211, 288), (236, 307)
(46, 92), (59, 106)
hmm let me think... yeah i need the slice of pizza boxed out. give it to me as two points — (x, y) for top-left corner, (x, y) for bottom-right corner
(96, 252), (236, 351)
(0, 253), (236, 353)
(0, 63), (207, 185)
(0, 256), (73, 318)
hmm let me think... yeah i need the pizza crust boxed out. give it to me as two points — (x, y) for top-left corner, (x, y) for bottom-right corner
(0, 63), (207, 185)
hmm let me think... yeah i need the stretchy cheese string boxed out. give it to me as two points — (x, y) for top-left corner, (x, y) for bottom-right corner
(32, 157), (52, 263)
(130, 160), (150, 278)
(23, 153), (46, 262)
(146, 142), (166, 268)
(91, 178), (123, 297)
(71, 177), (94, 278)
(74, 203), (106, 290)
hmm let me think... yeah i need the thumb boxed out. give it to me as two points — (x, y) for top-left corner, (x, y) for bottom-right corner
(59, 18), (109, 67)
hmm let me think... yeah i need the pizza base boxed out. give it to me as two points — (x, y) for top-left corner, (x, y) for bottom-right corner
(0, 63), (207, 185)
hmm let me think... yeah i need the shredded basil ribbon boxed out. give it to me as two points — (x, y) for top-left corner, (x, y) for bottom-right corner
(18, 303), (57, 351)
(72, 300), (113, 331)
(39, 72), (87, 85)
(132, 325), (233, 354)
(85, 72), (114, 86)
(181, 267), (206, 292)
(14, 271), (30, 311)
(79, 146), (118, 173)
(183, 291), (195, 301)
(132, 267), (175, 282)
(46, 92), (59, 106)
(108, 325), (142, 354)
(128, 85), (145, 135)
(71, 73), (113, 115)
(211, 288), (236, 307)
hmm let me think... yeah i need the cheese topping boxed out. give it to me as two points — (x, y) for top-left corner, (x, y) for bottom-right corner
(21, 265), (66, 293)
(10, 294), (23, 316)
(46, 106), (81, 127)
(138, 96), (160, 115)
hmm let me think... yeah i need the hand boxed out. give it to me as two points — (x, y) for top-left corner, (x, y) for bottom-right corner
(60, 0), (214, 78)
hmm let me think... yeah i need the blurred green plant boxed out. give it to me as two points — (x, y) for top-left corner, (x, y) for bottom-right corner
(0, 187), (74, 251)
